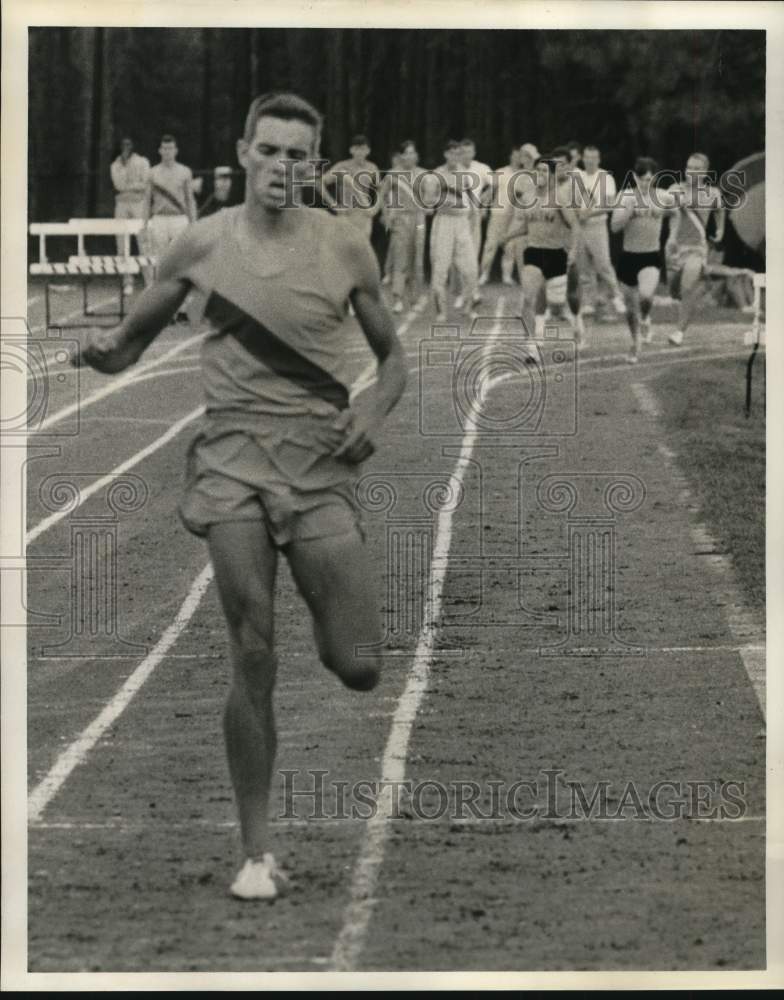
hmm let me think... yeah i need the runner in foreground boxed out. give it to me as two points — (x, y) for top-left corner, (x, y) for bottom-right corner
(73, 92), (407, 901)
(611, 156), (680, 362)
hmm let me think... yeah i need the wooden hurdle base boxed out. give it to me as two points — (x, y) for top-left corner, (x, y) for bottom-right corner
(30, 256), (155, 329)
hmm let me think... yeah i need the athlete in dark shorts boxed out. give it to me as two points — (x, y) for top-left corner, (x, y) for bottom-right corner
(611, 156), (679, 362)
(74, 92), (407, 901)
(501, 152), (581, 340)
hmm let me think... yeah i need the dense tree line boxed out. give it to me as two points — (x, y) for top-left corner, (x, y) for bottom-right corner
(29, 27), (764, 223)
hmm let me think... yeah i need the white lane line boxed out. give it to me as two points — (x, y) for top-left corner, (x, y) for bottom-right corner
(630, 382), (765, 720)
(30, 814), (766, 831)
(349, 294), (428, 402)
(27, 563), (215, 824)
(73, 415), (183, 427)
(34, 332), (206, 432)
(26, 405), (204, 545)
(116, 363), (202, 387)
(331, 297), (507, 973)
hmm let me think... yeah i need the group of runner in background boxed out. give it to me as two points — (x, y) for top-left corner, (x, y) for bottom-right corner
(111, 131), (742, 364)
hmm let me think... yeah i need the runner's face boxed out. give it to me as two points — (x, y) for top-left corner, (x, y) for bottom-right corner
(239, 116), (316, 211)
(460, 144), (475, 166)
(351, 144), (370, 162)
(121, 139), (133, 158)
(159, 142), (177, 164)
(535, 161), (550, 187)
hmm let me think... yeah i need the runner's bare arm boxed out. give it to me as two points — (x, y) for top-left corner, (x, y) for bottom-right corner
(333, 234), (407, 464)
(73, 220), (214, 374)
(610, 194), (632, 233)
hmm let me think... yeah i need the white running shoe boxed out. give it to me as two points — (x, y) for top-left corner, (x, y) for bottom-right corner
(626, 353), (639, 365)
(502, 275), (515, 286)
(613, 294), (627, 315)
(581, 303), (596, 317)
(453, 295), (464, 310)
(381, 274), (391, 286)
(436, 311), (447, 323)
(471, 292), (483, 306)
(641, 318), (653, 344)
(392, 299), (404, 314)
(668, 329), (684, 346)
(478, 273), (489, 287)
(230, 853), (289, 901)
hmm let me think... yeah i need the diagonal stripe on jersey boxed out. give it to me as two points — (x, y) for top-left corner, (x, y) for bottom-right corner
(204, 290), (350, 411)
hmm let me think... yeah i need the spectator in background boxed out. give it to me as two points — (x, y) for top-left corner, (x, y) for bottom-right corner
(458, 137), (493, 254)
(566, 140), (583, 170)
(142, 134), (197, 288)
(198, 166), (235, 218)
(323, 134), (381, 241)
(110, 137), (150, 294)
(575, 144), (626, 318)
(479, 144), (523, 287)
(379, 140), (427, 313)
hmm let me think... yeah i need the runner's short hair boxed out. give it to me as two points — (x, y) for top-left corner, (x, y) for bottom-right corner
(550, 145), (571, 160)
(444, 139), (461, 153)
(460, 137), (475, 147)
(160, 134), (177, 145)
(351, 133), (370, 147)
(398, 139), (416, 155)
(634, 156), (658, 177)
(243, 92), (324, 148)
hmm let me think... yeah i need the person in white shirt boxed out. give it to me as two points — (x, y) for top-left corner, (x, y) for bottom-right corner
(452, 138), (490, 307)
(142, 134), (197, 286)
(423, 139), (480, 321)
(322, 134), (381, 241)
(575, 145), (625, 317)
(110, 137), (150, 293)
(479, 145), (523, 286)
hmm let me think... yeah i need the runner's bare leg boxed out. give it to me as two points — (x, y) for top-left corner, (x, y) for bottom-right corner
(208, 520), (279, 860)
(286, 531), (382, 691)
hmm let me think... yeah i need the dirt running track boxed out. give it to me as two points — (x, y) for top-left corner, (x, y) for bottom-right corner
(25, 280), (764, 972)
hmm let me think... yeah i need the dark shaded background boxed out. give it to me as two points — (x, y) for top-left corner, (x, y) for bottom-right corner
(28, 27), (765, 267)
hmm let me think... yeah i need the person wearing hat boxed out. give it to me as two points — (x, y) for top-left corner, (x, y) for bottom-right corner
(322, 134), (381, 240)
(198, 166), (235, 218)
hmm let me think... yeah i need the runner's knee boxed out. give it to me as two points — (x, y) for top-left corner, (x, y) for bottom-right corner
(321, 645), (380, 691)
